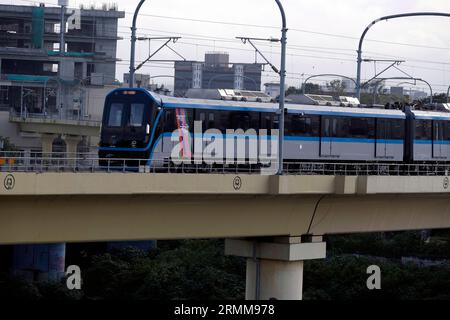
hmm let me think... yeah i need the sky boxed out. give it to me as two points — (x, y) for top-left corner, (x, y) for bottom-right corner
(6, 0), (450, 94)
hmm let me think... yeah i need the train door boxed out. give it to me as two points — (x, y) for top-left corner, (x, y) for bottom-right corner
(320, 117), (336, 157)
(375, 119), (387, 158)
(432, 121), (444, 159)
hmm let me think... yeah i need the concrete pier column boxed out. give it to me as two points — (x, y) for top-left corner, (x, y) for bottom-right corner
(41, 133), (56, 157)
(64, 135), (82, 168)
(225, 237), (326, 300)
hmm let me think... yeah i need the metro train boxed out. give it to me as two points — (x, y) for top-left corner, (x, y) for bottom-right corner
(98, 88), (450, 170)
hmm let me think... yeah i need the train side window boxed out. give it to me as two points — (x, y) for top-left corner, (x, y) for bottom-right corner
(392, 120), (404, 140)
(107, 103), (124, 127)
(249, 112), (260, 130)
(196, 111), (207, 131)
(322, 118), (330, 137)
(214, 110), (229, 132)
(262, 114), (272, 130)
(290, 115), (319, 137)
(445, 122), (450, 141)
(348, 118), (374, 139)
(272, 115), (280, 130)
(433, 121), (445, 141)
(163, 109), (176, 132)
(230, 112), (251, 130)
(208, 112), (215, 129)
(415, 120), (432, 140)
(376, 119), (386, 139)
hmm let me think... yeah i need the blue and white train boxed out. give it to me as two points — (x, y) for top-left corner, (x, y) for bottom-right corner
(98, 88), (450, 169)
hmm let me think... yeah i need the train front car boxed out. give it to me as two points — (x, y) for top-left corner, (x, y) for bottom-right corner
(98, 88), (161, 169)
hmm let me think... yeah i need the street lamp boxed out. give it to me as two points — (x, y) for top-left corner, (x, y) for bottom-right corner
(275, 0), (287, 176)
(356, 12), (450, 100)
(447, 85), (450, 103)
(129, 0), (146, 88)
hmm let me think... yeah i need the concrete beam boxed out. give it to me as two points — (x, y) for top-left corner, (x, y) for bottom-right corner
(10, 117), (100, 137)
(1, 173), (450, 244)
(225, 239), (326, 261)
(226, 238), (327, 300)
(1, 173), (450, 196)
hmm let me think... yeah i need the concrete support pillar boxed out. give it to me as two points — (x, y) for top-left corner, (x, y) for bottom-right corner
(41, 134), (56, 157)
(225, 237), (326, 300)
(64, 135), (82, 168)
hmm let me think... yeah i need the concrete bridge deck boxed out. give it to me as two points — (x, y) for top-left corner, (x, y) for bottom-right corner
(1, 172), (450, 245)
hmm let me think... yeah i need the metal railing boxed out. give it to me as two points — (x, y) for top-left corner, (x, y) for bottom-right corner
(1, 152), (450, 176)
(9, 109), (101, 124)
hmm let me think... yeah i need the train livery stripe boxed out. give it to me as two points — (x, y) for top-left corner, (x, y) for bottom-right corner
(145, 133), (405, 163)
(414, 140), (450, 145)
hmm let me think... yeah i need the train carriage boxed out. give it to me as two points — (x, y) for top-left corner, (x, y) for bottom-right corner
(406, 109), (450, 162)
(284, 105), (405, 162)
(99, 88), (450, 174)
(99, 88), (409, 169)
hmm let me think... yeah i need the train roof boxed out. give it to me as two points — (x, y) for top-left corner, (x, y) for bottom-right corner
(159, 95), (406, 119)
(410, 109), (450, 121)
(110, 89), (405, 119)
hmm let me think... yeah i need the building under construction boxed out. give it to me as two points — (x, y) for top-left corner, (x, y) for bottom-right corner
(174, 52), (263, 97)
(0, 3), (124, 118)
(0, 3), (124, 154)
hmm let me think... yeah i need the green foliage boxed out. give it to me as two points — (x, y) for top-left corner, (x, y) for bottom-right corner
(327, 232), (450, 260)
(285, 83), (321, 96)
(0, 273), (81, 301)
(326, 79), (347, 96)
(304, 255), (450, 300)
(285, 86), (301, 96)
(82, 240), (245, 300)
(0, 136), (17, 151)
(3, 234), (450, 300)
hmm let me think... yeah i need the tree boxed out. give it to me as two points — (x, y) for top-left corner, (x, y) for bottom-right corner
(285, 86), (301, 96)
(303, 83), (321, 94)
(431, 93), (447, 103)
(0, 136), (17, 151)
(326, 80), (347, 96)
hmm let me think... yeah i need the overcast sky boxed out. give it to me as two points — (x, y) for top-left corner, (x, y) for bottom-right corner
(8, 0), (450, 93)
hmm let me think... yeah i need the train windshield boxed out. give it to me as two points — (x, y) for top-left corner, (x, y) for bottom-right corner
(108, 103), (125, 127)
(106, 102), (146, 128)
(129, 103), (145, 127)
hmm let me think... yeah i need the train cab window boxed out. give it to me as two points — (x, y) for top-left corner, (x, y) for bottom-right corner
(415, 120), (432, 140)
(129, 103), (145, 127)
(108, 103), (124, 127)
